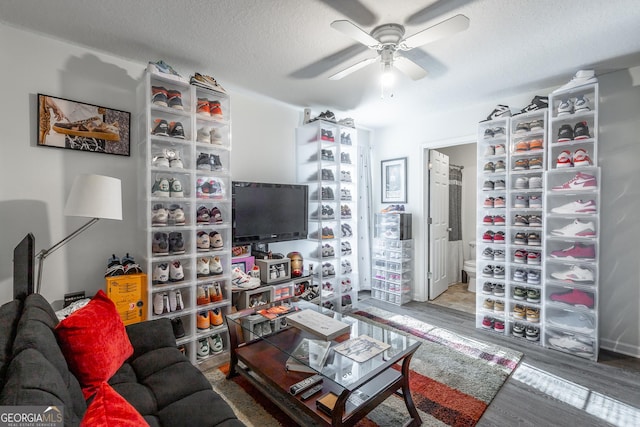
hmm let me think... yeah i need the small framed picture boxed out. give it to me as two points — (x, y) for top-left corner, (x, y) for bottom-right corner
(37, 93), (131, 156)
(232, 262), (247, 273)
(381, 157), (407, 203)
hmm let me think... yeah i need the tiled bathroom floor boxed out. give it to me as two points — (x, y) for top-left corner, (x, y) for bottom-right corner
(430, 282), (476, 314)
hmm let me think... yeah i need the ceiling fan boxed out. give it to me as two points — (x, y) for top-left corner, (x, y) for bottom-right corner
(328, 14), (470, 81)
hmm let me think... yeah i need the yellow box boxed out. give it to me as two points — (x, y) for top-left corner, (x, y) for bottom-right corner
(106, 273), (147, 325)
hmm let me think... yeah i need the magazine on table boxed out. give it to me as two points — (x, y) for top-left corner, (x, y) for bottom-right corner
(286, 309), (351, 340)
(333, 334), (390, 363)
(285, 338), (331, 373)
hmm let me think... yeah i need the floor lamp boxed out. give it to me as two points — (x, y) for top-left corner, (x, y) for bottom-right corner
(36, 174), (123, 294)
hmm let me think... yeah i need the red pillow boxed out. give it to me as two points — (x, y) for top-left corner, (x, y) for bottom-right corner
(81, 382), (149, 426)
(55, 290), (133, 399)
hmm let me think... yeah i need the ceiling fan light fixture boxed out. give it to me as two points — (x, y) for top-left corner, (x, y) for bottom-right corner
(380, 61), (394, 87)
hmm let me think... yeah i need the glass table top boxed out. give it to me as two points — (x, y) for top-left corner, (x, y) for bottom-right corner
(227, 299), (420, 390)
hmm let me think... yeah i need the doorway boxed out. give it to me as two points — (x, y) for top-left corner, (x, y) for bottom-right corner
(424, 139), (477, 314)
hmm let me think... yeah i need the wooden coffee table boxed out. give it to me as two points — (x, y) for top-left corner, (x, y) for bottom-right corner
(226, 302), (422, 426)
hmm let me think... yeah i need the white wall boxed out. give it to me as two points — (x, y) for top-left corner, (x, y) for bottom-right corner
(374, 69), (640, 356)
(0, 23), (302, 305)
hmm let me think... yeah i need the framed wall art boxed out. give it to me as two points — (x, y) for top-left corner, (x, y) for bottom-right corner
(37, 93), (131, 156)
(381, 157), (407, 203)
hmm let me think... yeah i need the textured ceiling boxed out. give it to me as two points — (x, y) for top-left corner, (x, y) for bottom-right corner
(2, 0), (640, 129)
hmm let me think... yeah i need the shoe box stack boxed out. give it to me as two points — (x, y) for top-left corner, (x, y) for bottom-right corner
(296, 117), (358, 313)
(476, 76), (601, 360)
(138, 68), (232, 365)
(543, 81), (600, 360)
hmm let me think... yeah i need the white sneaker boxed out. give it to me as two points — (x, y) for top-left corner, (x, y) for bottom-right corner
(552, 70), (597, 93)
(197, 127), (210, 143)
(153, 263), (169, 284)
(197, 231), (210, 251)
(551, 265), (594, 282)
(548, 335), (594, 357)
(153, 293), (164, 315)
(551, 199), (597, 214)
(208, 334), (224, 354)
(169, 261), (184, 282)
(210, 128), (223, 144)
(550, 219), (596, 237)
(210, 256), (223, 275)
(197, 338), (210, 359)
(494, 144), (506, 156)
(197, 257), (210, 276)
(574, 95), (591, 113)
(231, 267), (261, 290)
(175, 290), (184, 311)
(168, 204), (185, 225)
(152, 204), (168, 226)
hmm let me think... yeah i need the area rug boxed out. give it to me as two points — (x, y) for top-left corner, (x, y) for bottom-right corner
(205, 306), (522, 427)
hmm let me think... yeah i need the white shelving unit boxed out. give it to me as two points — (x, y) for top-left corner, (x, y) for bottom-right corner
(136, 70), (232, 366)
(543, 82), (600, 361)
(371, 213), (413, 305)
(296, 120), (358, 313)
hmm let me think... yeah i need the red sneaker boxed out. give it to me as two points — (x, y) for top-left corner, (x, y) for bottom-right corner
(550, 288), (594, 308)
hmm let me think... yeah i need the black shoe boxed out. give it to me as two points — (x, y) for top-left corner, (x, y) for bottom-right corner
(518, 95), (549, 114)
(169, 232), (185, 254)
(557, 124), (574, 142)
(171, 318), (186, 339)
(169, 121), (185, 139)
(318, 110), (336, 122)
(482, 105), (511, 122)
(152, 119), (170, 136)
(197, 152), (210, 170)
(210, 154), (223, 171)
(573, 121), (590, 140)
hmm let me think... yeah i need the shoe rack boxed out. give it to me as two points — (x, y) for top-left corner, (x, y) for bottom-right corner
(543, 82), (600, 361)
(136, 70), (232, 366)
(296, 120), (358, 313)
(371, 213), (413, 305)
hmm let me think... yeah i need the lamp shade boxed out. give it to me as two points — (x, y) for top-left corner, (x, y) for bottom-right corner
(64, 174), (122, 220)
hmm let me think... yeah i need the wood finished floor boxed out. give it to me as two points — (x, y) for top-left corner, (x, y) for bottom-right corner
(357, 292), (640, 427)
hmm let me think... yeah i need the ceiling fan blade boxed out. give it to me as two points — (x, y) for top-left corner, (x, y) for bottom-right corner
(330, 20), (379, 48)
(400, 14), (469, 50)
(329, 56), (378, 80)
(394, 56), (428, 80)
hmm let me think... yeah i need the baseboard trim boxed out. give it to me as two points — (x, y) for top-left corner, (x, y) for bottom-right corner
(600, 338), (640, 358)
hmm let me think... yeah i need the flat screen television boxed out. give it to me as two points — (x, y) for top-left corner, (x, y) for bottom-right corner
(13, 233), (35, 299)
(232, 181), (308, 245)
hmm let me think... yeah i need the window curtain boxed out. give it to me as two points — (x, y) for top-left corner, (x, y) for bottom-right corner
(447, 165), (464, 284)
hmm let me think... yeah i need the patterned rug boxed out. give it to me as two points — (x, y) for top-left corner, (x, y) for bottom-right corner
(205, 306), (522, 426)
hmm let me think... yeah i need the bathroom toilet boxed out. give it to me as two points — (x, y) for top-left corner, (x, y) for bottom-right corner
(463, 241), (477, 292)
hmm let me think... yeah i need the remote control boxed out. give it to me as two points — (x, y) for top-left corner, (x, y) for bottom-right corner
(289, 374), (323, 395)
(300, 383), (323, 400)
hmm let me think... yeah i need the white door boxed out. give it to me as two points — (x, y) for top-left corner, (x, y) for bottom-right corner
(428, 150), (450, 299)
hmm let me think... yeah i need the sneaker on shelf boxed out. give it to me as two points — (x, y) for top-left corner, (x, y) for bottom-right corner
(494, 196), (506, 208)
(209, 334), (224, 354)
(525, 326), (540, 341)
(151, 119), (170, 137)
(338, 117), (355, 127)
(105, 254), (124, 277)
(147, 60), (186, 82)
(197, 231), (210, 251)
(526, 307), (540, 323)
(169, 261), (184, 282)
(210, 308), (223, 326)
(527, 271), (541, 285)
(494, 144), (506, 156)
(572, 148), (592, 167)
(152, 293), (165, 315)
(169, 232), (185, 254)
(512, 322), (526, 338)
(152, 263), (169, 284)
(551, 265), (594, 282)
(550, 243), (596, 260)
(514, 214), (529, 227)
(514, 232), (527, 245)
(513, 249), (527, 263)
(528, 215), (542, 227)
(552, 172), (597, 191)
(519, 95), (549, 114)
(551, 199), (597, 214)
(515, 122), (530, 134)
(197, 127), (211, 143)
(573, 121), (590, 140)
(171, 318), (186, 339)
(514, 195), (528, 208)
(550, 219), (596, 237)
(557, 124), (574, 142)
(167, 89), (184, 110)
(209, 231), (223, 250)
(514, 140), (530, 152)
(152, 203), (168, 226)
(482, 282), (495, 295)
(169, 178), (184, 197)
(494, 160), (506, 172)
(481, 316), (494, 329)
(549, 288), (594, 308)
(529, 157), (543, 169)
(556, 150), (573, 168)
(574, 95), (591, 113)
(513, 287), (527, 301)
(526, 288), (541, 303)
(494, 320), (505, 332)
(514, 176), (529, 189)
(197, 257), (210, 277)
(483, 197), (495, 208)
(197, 98), (211, 117)
(482, 180), (494, 191)
(514, 159), (529, 170)
(484, 144), (495, 155)
(493, 283), (505, 297)
(481, 248), (494, 260)
(483, 162), (495, 173)
(197, 337), (210, 359)
(552, 70), (597, 93)
(152, 152), (170, 168)
(482, 265), (494, 277)
(557, 99), (574, 116)
(529, 176), (543, 189)
(209, 100), (224, 120)
(527, 232), (541, 246)
(168, 204), (185, 225)
(512, 304), (525, 318)
(494, 215), (506, 226)
(122, 253), (142, 275)
(529, 119), (544, 132)
(484, 129), (495, 139)
(197, 206), (211, 224)
(169, 121), (185, 139)
(528, 195), (542, 209)
(231, 267), (260, 290)
(529, 139), (544, 151)
(210, 256), (223, 275)
(493, 265), (505, 279)
(493, 231), (505, 244)
(527, 251), (541, 265)
(513, 269), (527, 282)
(483, 215), (494, 225)
(547, 335), (593, 357)
(493, 249), (505, 261)
(315, 110), (336, 123)
(494, 180), (506, 190)
(190, 72), (227, 93)
(492, 127), (505, 137)
(483, 105), (511, 122)
(548, 312), (595, 334)
(151, 86), (168, 107)
(482, 231), (495, 243)
(210, 128), (223, 144)
(152, 232), (169, 255)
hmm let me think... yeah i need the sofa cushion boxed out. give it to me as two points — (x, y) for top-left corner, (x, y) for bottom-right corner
(0, 299), (23, 388)
(110, 363), (157, 417)
(80, 382), (149, 427)
(55, 290), (133, 399)
(0, 348), (84, 426)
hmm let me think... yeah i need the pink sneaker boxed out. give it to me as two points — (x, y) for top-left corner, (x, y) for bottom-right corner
(552, 172), (597, 191)
(550, 243), (596, 260)
(550, 288), (594, 308)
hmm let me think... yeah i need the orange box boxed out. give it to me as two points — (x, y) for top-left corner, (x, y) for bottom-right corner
(106, 273), (147, 325)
